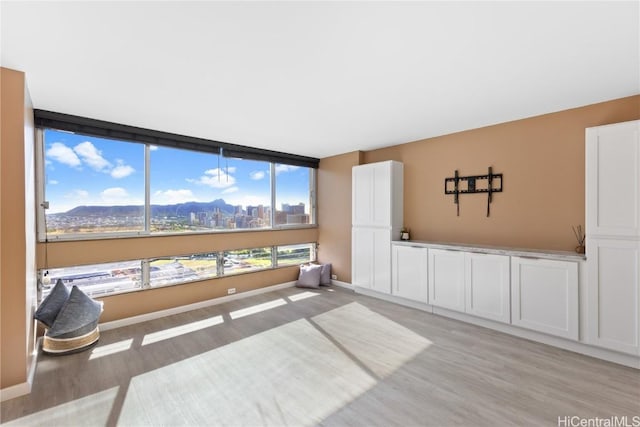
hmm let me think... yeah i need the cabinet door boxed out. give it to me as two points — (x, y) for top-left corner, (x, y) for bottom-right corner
(392, 245), (428, 303)
(511, 257), (578, 340)
(464, 252), (510, 323)
(372, 229), (392, 294)
(428, 249), (465, 311)
(352, 165), (373, 226)
(586, 120), (640, 237)
(371, 162), (391, 227)
(586, 238), (639, 355)
(352, 228), (373, 289)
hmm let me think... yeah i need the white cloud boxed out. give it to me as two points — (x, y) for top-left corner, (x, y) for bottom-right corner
(110, 160), (135, 179)
(153, 189), (197, 204)
(46, 143), (81, 167)
(64, 189), (89, 199)
(48, 180), (59, 185)
(149, 145), (159, 151)
(223, 194), (271, 207)
(275, 164), (300, 175)
(100, 187), (129, 202)
(74, 141), (112, 172)
(187, 168), (236, 189)
(250, 170), (266, 180)
(221, 186), (239, 194)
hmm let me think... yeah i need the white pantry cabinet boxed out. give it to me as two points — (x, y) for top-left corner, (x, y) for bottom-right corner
(352, 161), (403, 229)
(352, 161), (403, 294)
(428, 249), (465, 312)
(464, 252), (511, 324)
(586, 238), (640, 355)
(392, 244), (428, 303)
(511, 256), (579, 340)
(586, 120), (640, 238)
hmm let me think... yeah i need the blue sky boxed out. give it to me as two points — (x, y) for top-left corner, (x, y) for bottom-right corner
(44, 129), (311, 214)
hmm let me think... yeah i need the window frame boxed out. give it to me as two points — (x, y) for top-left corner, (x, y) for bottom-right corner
(36, 129), (317, 242)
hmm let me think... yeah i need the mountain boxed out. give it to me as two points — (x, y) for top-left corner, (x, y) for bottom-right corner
(62, 199), (236, 217)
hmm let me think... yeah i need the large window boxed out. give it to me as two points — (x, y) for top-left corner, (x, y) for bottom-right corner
(40, 243), (316, 299)
(39, 129), (316, 240)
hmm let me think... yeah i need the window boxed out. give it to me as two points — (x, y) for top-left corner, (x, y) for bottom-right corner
(149, 253), (218, 287)
(39, 243), (316, 299)
(274, 164), (313, 226)
(41, 260), (143, 298)
(42, 129), (144, 236)
(223, 247), (273, 276)
(276, 244), (314, 267)
(39, 130), (315, 240)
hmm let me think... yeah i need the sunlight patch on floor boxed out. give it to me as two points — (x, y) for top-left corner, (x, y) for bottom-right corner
(118, 318), (377, 426)
(312, 302), (432, 378)
(229, 298), (287, 320)
(89, 338), (134, 360)
(2, 387), (119, 427)
(287, 290), (320, 302)
(142, 315), (224, 346)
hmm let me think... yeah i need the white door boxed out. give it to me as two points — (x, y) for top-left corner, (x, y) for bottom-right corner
(392, 245), (428, 303)
(511, 257), (579, 340)
(352, 165), (373, 227)
(586, 120), (640, 237)
(464, 252), (510, 323)
(586, 238), (640, 355)
(428, 249), (465, 312)
(372, 228), (392, 294)
(352, 228), (373, 288)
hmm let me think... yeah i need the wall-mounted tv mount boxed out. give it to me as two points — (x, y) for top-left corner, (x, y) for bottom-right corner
(445, 167), (503, 217)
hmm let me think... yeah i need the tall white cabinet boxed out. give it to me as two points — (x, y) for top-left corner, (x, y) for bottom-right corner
(352, 161), (403, 294)
(586, 120), (640, 355)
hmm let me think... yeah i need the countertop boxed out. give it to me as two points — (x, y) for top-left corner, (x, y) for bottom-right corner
(392, 240), (586, 261)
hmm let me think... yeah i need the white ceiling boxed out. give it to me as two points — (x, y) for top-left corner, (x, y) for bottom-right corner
(2, 1), (639, 159)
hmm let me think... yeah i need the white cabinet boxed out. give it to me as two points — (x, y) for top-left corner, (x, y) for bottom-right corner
(392, 245), (428, 303)
(586, 120), (640, 238)
(511, 257), (579, 340)
(352, 161), (403, 229)
(428, 249), (465, 311)
(352, 161), (403, 294)
(586, 238), (640, 355)
(353, 228), (392, 294)
(464, 252), (511, 324)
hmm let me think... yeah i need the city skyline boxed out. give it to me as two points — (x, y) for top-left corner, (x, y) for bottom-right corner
(44, 129), (312, 214)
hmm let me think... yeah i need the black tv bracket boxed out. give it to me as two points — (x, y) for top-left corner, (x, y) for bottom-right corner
(445, 167), (503, 217)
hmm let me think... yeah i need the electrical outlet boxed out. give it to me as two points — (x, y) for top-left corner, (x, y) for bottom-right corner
(331, 274), (337, 280)
(227, 288), (236, 295)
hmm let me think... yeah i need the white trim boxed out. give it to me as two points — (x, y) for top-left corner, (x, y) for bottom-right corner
(100, 281), (296, 331)
(354, 286), (433, 313)
(0, 338), (40, 402)
(330, 279), (354, 291)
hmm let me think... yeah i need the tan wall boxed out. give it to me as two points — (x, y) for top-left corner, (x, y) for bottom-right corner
(0, 67), (36, 389)
(317, 151), (363, 284)
(364, 96), (640, 251)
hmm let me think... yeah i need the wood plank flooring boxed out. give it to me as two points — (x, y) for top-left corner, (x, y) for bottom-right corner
(2, 286), (639, 426)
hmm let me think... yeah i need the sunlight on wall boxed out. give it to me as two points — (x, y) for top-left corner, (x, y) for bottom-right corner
(2, 387), (119, 427)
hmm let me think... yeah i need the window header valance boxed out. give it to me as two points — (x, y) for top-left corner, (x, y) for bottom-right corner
(34, 110), (320, 168)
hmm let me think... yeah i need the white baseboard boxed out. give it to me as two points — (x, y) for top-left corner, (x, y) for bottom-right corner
(330, 279), (354, 290)
(100, 281), (297, 331)
(0, 338), (41, 402)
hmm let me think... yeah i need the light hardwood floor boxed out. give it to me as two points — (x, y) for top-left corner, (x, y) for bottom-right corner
(2, 286), (639, 426)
